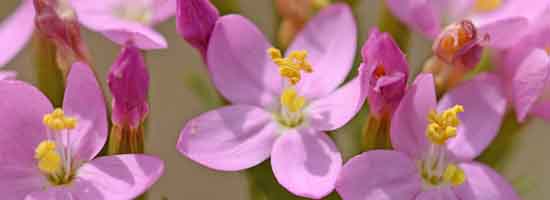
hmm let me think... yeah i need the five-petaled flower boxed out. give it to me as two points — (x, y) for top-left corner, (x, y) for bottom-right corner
(0, 62), (164, 200)
(177, 4), (366, 199)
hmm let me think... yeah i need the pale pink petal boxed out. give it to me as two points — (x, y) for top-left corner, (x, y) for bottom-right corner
(207, 15), (282, 107)
(454, 162), (520, 200)
(0, 71), (17, 80)
(336, 150), (422, 200)
(63, 62), (108, 162)
(474, 17), (528, 49)
(0, 0), (35, 66)
(438, 73), (507, 161)
(0, 166), (46, 200)
(386, 0), (441, 38)
(71, 155), (164, 200)
(531, 100), (550, 122)
(152, 0), (177, 24)
(25, 188), (75, 200)
(287, 4), (357, 100)
(101, 25), (168, 49)
(177, 105), (279, 171)
(510, 49), (550, 122)
(391, 73), (436, 159)
(307, 78), (366, 131)
(271, 129), (342, 199)
(416, 187), (459, 200)
(0, 80), (53, 167)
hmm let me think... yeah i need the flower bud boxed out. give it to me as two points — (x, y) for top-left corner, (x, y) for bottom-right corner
(432, 20), (488, 69)
(360, 28), (409, 119)
(176, 0), (220, 59)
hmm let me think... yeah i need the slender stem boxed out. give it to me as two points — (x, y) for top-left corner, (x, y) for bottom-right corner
(362, 114), (392, 151)
(33, 33), (65, 107)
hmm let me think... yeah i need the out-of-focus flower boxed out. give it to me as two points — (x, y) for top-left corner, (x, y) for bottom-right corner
(177, 4), (363, 199)
(336, 73), (516, 200)
(34, 0), (89, 66)
(0, 0), (35, 67)
(432, 20), (488, 69)
(496, 6), (550, 122)
(360, 28), (408, 119)
(0, 62), (164, 199)
(385, 0), (546, 49)
(0, 71), (17, 80)
(176, 0), (219, 59)
(107, 41), (150, 154)
(70, 0), (176, 49)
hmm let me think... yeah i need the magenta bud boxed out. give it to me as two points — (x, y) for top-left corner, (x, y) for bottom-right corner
(33, 0), (86, 60)
(360, 28), (409, 118)
(432, 20), (488, 69)
(176, 0), (220, 59)
(108, 42), (150, 128)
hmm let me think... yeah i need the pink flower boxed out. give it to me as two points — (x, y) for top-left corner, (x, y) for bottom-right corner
(0, 62), (164, 199)
(177, 4), (365, 199)
(336, 73), (518, 200)
(0, 71), (17, 80)
(360, 28), (409, 118)
(70, 0), (176, 49)
(385, 0), (547, 49)
(0, 0), (35, 66)
(496, 6), (550, 122)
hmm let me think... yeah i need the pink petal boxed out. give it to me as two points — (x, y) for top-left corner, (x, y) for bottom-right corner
(386, 0), (441, 38)
(336, 150), (422, 200)
(454, 162), (520, 200)
(151, 0), (177, 24)
(416, 188), (459, 200)
(0, 0), (35, 66)
(73, 155), (164, 199)
(307, 78), (366, 131)
(510, 49), (550, 122)
(101, 24), (168, 49)
(207, 15), (282, 108)
(531, 100), (550, 121)
(438, 73), (507, 161)
(0, 71), (17, 80)
(63, 62), (108, 162)
(271, 129), (342, 199)
(25, 189), (74, 200)
(0, 166), (46, 199)
(391, 73), (436, 159)
(0, 81), (53, 167)
(287, 4), (357, 100)
(177, 105), (278, 171)
(474, 17), (528, 49)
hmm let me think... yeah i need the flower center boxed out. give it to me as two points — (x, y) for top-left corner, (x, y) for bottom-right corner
(268, 47), (313, 128)
(474, 0), (503, 12)
(374, 64), (386, 79)
(113, 3), (153, 25)
(35, 108), (78, 185)
(419, 105), (466, 188)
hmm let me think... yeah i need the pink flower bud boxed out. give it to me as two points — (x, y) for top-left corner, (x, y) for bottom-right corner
(432, 20), (488, 69)
(176, 0), (220, 59)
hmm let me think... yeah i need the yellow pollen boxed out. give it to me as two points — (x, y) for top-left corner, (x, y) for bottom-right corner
(35, 140), (62, 174)
(545, 47), (550, 55)
(474, 0), (502, 12)
(268, 47), (313, 85)
(43, 108), (78, 131)
(426, 105), (464, 145)
(280, 88), (307, 113)
(443, 164), (466, 186)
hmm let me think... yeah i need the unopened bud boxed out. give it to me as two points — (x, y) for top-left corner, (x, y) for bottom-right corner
(176, 0), (220, 59)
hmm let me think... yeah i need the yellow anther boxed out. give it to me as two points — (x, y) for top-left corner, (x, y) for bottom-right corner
(35, 140), (62, 174)
(426, 105), (464, 145)
(43, 109), (78, 131)
(267, 47), (313, 85)
(281, 88), (307, 113)
(474, 0), (502, 12)
(443, 164), (466, 186)
(545, 47), (550, 55)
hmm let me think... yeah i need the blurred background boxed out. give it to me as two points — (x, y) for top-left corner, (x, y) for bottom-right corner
(1, 0), (549, 199)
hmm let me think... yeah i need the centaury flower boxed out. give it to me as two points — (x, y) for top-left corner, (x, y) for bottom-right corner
(0, 62), (164, 199)
(496, 6), (550, 122)
(177, 4), (364, 199)
(70, 0), (176, 49)
(0, 0), (35, 66)
(336, 73), (517, 200)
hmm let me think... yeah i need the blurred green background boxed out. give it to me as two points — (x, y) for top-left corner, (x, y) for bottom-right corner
(1, 0), (548, 199)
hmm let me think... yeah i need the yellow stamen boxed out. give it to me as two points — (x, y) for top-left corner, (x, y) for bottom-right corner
(443, 164), (466, 186)
(43, 108), (78, 131)
(426, 105), (464, 145)
(474, 0), (502, 12)
(35, 140), (62, 174)
(280, 88), (306, 113)
(268, 47), (313, 85)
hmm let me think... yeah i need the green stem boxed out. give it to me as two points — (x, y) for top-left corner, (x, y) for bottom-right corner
(361, 114), (392, 151)
(33, 33), (65, 107)
(377, 2), (410, 51)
